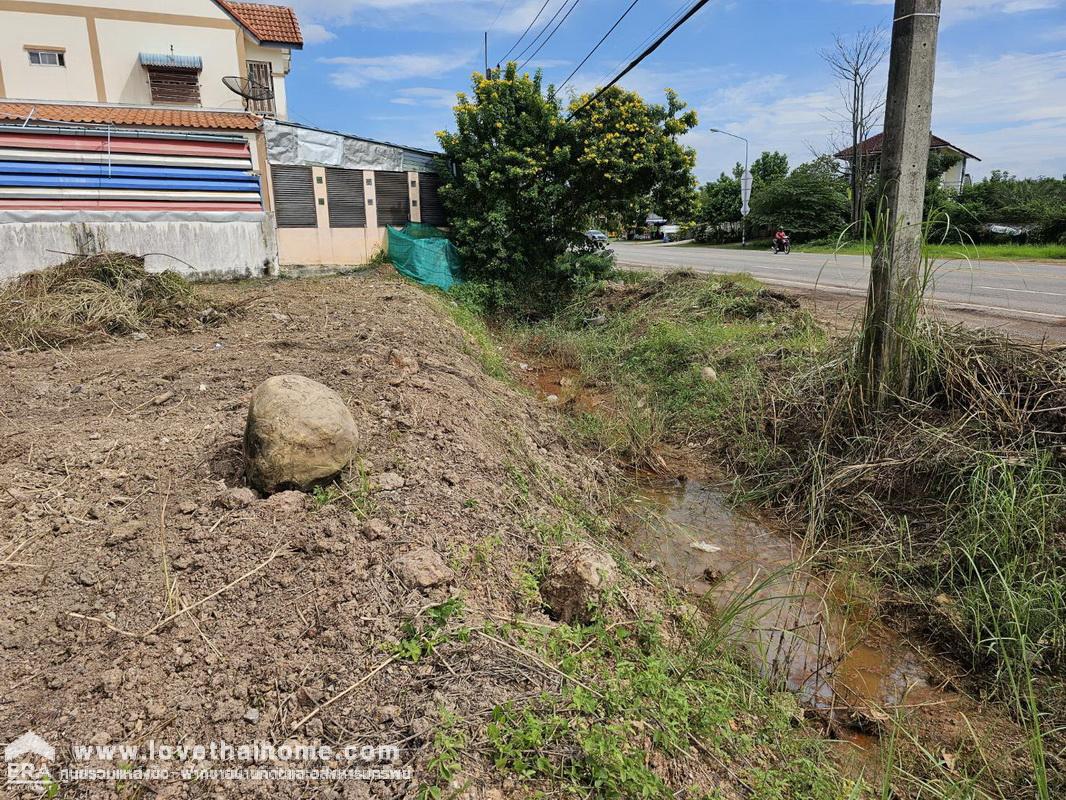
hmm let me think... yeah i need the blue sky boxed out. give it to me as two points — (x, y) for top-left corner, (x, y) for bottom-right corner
(283, 0), (1066, 183)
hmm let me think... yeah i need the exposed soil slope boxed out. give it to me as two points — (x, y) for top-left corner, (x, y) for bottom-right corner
(0, 270), (844, 799)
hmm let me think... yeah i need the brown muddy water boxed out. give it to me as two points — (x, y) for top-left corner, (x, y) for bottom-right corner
(629, 477), (960, 745)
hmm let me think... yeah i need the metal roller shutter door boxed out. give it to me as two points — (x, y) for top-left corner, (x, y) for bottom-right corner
(375, 171), (409, 227)
(418, 173), (447, 226)
(270, 165), (317, 228)
(326, 168), (366, 228)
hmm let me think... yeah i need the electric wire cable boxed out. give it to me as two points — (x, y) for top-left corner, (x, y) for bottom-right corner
(488, 0), (511, 31)
(568, 0), (713, 118)
(557, 0), (642, 92)
(593, 0), (687, 88)
(498, 0), (553, 63)
(516, 0), (580, 66)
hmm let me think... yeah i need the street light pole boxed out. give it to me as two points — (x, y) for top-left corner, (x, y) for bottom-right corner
(709, 128), (751, 247)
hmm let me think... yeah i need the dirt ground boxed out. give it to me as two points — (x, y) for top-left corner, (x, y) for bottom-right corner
(0, 269), (638, 799)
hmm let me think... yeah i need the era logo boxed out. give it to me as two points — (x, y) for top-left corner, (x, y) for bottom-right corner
(5, 732), (55, 788)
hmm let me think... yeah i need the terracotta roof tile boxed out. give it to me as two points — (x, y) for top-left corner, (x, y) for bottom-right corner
(0, 103), (262, 131)
(220, 1), (303, 47)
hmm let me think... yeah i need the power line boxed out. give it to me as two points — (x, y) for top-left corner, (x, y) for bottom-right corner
(595, 0), (687, 88)
(498, 0), (552, 64)
(516, 0), (578, 66)
(488, 0), (511, 32)
(558, 0), (642, 92)
(568, 0), (713, 119)
(519, 0), (584, 70)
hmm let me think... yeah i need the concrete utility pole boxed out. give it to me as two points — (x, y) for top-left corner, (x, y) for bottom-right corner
(858, 0), (940, 406)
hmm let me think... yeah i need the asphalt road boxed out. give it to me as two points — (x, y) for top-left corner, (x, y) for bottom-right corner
(611, 241), (1066, 336)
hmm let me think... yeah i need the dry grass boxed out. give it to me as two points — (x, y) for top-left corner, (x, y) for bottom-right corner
(0, 252), (238, 350)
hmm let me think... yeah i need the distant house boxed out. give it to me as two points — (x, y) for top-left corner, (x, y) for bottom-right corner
(834, 133), (980, 192)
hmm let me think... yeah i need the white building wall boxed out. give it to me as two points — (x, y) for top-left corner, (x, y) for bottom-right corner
(94, 19), (243, 108)
(0, 212), (277, 281)
(0, 12), (98, 101)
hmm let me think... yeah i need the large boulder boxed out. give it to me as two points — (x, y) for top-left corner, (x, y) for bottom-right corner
(540, 542), (618, 624)
(244, 375), (358, 494)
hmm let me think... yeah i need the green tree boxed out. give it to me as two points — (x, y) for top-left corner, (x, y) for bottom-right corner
(750, 156), (849, 241)
(742, 150), (790, 187)
(437, 66), (698, 310)
(697, 173), (741, 225)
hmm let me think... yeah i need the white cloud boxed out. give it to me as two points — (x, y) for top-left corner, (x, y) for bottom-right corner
(301, 22), (336, 45)
(289, 0), (547, 35)
(319, 50), (477, 89)
(390, 86), (460, 107)
(851, 0), (1062, 25)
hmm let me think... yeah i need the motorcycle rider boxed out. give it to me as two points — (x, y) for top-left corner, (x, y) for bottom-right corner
(773, 228), (789, 252)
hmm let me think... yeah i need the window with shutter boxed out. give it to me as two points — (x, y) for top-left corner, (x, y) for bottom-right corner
(418, 173), (447, 226)
(374, 171), (410, 227)
(270, 165), (317, 228)
(246, 61), (276, 115)
(147, 67), (201, 105)
(326, 168), (366, 228)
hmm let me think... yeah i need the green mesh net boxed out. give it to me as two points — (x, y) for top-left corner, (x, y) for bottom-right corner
(387, 223), (462, 290)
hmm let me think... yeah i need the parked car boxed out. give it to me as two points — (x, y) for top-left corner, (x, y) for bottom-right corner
(585, 230), (610, 247)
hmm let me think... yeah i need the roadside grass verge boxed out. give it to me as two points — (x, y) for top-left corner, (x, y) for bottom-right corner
(503, 271), (824, 468)
(453, 269), (1066, 796)
(679, 240), (1066, 261)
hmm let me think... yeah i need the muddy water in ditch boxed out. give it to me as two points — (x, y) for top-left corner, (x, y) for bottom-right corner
(630, 477), (958, 746)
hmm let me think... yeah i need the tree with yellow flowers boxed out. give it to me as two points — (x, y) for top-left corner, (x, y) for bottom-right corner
(436, 64), (697, 314)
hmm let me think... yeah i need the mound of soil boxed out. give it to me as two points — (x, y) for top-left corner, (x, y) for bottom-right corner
(0, 271), (633, 798)
(0, 252), (239, 350)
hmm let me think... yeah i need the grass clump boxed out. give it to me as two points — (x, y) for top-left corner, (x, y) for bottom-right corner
(0, 252), (232, 350)
(486, 618), (854, 799)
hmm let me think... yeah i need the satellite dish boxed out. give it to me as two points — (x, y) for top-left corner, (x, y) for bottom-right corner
(223, 75), (275, 103)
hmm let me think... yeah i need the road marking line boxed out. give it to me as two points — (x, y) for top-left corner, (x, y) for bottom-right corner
(977, 286), (1066, 298)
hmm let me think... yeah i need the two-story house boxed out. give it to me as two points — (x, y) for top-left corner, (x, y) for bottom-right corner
(0, 0), (303, 278)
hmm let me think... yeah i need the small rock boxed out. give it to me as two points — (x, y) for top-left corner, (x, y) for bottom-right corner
(106, 520), (144, 547)
(270, 312), (291, 323)
(131, 332), (149, 341)
(690, 541), (721, 553)
(540, 542), (618, 624)
(151, 391), (175, 406)
(75, 570), (98, 587)
(242, 707), (260, 724)
(147, 702), (167, 720)
(701, 366), (718, 382)
(545, 394), (559, 404)
(372, 472), (405, 492)
(362, 519), (389, 540)
(264, 490), (311, 513)
(100, 668), (123, 694)
(177, 500), (198, 515)
(389, 349), (420, 373)
(702, 566), (724, 583)
(217, 487), (259, 510)
(393, 548), (455, 589)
